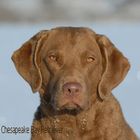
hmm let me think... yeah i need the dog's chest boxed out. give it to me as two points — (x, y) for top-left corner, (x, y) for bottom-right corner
(43, 116), (97, 140)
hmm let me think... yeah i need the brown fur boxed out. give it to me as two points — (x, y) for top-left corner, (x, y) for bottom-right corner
(12, 27), (138, 140)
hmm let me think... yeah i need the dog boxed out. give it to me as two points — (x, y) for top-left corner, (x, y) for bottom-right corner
(12, 27), (138, 140)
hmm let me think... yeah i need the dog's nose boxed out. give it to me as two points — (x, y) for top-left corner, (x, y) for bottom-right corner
(63, 82), (82, 97)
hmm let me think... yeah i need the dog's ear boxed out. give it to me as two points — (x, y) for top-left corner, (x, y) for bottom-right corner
(12, 30), (48, 93)
(96, 34), (130, 100)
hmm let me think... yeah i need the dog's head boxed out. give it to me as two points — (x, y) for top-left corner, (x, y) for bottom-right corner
(12, 27), (130, 113)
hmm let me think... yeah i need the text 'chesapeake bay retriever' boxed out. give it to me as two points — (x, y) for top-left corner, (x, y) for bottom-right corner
(12, 27), (138, 140)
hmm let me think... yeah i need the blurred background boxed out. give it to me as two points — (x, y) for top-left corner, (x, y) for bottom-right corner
(0, 0), (140, 139)
(0, 0), (140, 23)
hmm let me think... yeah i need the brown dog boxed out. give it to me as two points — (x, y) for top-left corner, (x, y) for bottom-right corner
(12, 27), (138, 140)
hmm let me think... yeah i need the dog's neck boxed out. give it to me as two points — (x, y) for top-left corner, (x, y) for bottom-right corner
(34, 95), (125, 139)
(37, 96), (102, 133)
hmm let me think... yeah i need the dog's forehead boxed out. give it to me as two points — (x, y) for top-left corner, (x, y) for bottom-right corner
(49, 27), (95, 42)
(41, 27), (99, 54)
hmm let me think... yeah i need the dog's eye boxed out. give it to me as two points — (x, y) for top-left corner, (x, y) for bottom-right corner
(86, 56), (95, 63)
(49, 54), (57, 61)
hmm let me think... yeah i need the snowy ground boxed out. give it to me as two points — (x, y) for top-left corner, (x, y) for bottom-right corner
(0, 23), (140, 139)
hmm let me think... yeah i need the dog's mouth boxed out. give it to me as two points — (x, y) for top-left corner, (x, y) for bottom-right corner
(60, 102), (82, 110)
(58, 102), (83, 115)
(51, 100), (83, 115)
